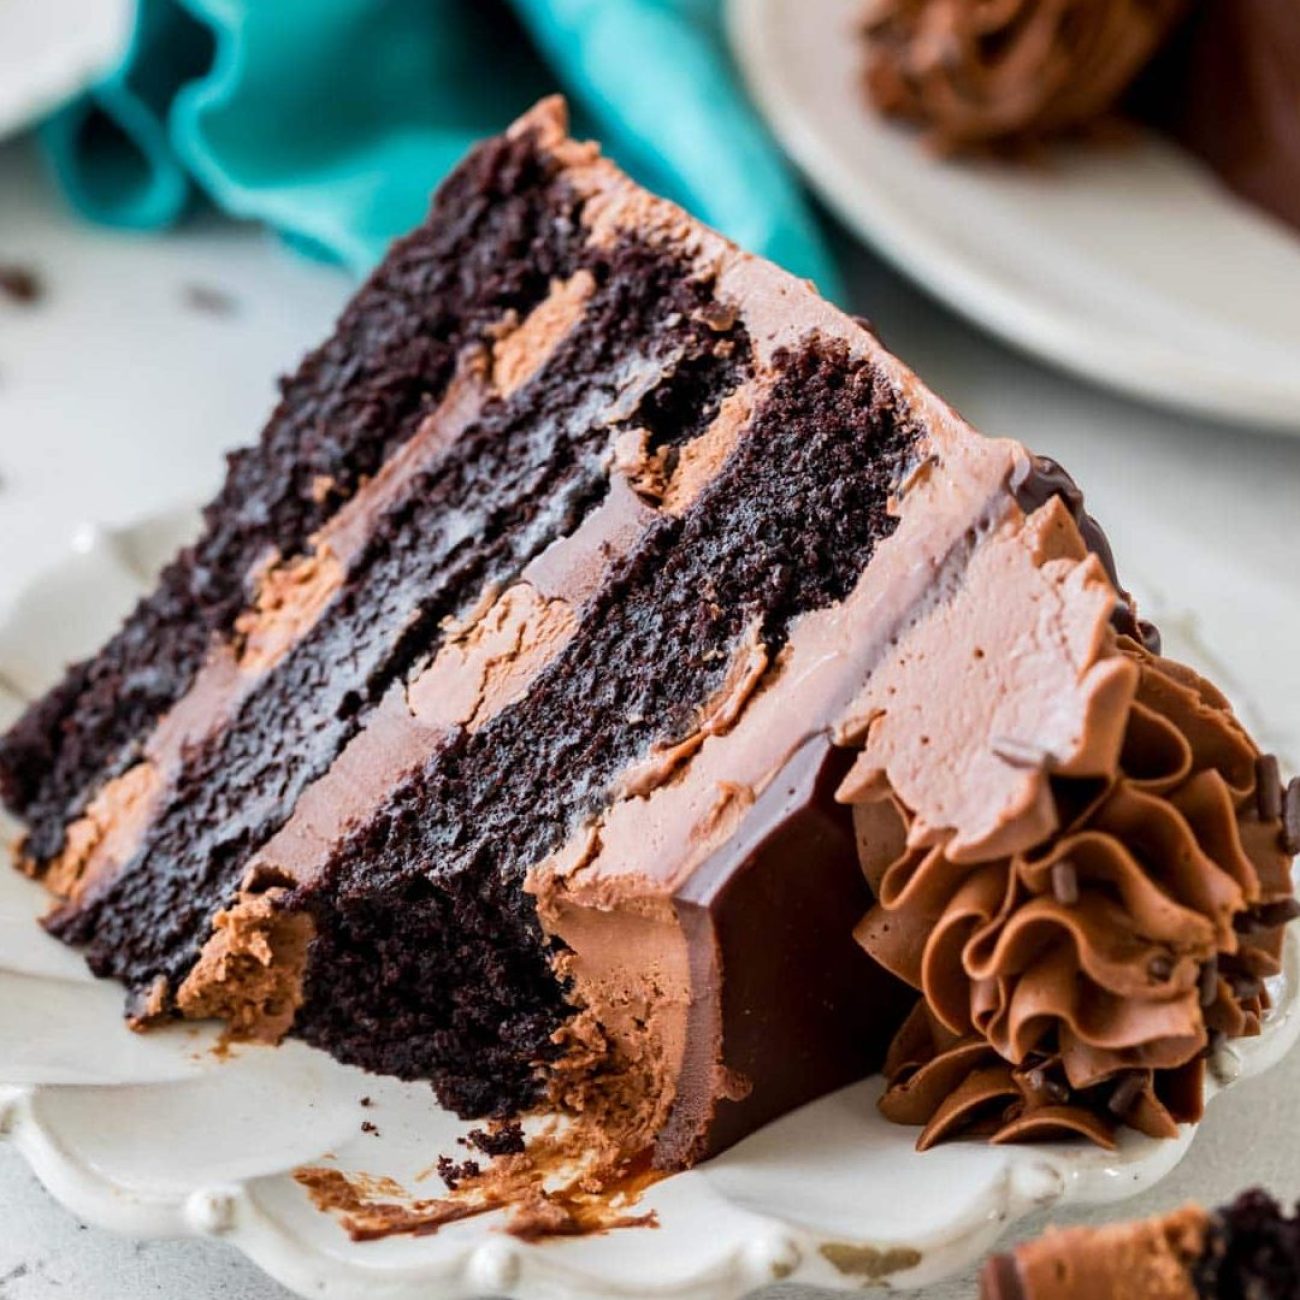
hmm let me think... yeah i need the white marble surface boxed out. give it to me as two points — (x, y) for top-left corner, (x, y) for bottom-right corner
(1, 131), (1298, 1299)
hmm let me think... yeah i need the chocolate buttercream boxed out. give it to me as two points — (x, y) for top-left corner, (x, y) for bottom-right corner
(36, 762), (161, 903)
(850, 625), (1294, 1147)
(861, 0), (1300, 236)
(862, 0), (1187, 152)
(489, 270), (596, 397)
(175, 889), (313, 1042)
(1011, 454), (1157, 652)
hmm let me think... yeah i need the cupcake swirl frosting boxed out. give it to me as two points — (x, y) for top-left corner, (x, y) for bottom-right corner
(862, 0), (1188, 152)
(845, 639), (1296, 1149)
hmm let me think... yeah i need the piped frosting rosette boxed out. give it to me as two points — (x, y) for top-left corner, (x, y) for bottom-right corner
(862, 0), (1188, 153)
(835, 494), (1296, 1151)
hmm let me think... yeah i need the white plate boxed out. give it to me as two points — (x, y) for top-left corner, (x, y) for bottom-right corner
(0, 0), (132, 142)
(728, 0), (1300, 433)
(2, 514), (1298, 1300)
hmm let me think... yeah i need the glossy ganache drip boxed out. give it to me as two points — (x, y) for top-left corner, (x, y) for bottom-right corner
(1011, 453), (1159, 654)
(849, 637), (1297, 1149)
(862, 0), (1187, 152)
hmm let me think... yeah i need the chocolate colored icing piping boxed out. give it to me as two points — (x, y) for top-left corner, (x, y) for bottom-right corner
(862, 0), (1188, 153)
(852, 636), (1296, 1150)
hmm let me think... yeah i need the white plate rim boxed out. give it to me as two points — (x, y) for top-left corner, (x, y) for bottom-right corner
(727, 0), (1300, 434)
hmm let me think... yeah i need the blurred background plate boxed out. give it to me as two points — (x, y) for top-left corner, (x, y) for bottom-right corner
(728, 0), (1300, 434)
(0, 0), (131, 141)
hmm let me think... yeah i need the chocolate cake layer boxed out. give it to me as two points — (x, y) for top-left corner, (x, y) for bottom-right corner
(0, 121), (594, 862)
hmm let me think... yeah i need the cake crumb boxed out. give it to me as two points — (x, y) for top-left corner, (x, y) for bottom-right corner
(465, 1121), (526, 1157)
(0, 264), (42, 304)
(436, 1155), (481, 1190)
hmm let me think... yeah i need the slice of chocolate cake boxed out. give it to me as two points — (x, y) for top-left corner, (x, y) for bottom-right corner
(982, 1190), (1300, 1298)
(2, 98), (1295, 1178)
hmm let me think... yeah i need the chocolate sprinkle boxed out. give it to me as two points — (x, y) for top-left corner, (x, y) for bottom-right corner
(1135, 618), (1162, 655)
(1051, 860), (1079, 906)
(1236, 898), (1300, 934)
(1107, 1071), (1145, 1119)
(1200, 957), (1220, 1007)
(1256, 754), (1283, 822)
(1284, 777), (1300, 856)
(1023, 1067), (1069, 1105)
(991, 736), (1050, 770)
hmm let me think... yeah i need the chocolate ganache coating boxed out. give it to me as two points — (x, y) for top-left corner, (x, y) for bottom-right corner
(862, 0), (1187, 152)
(851, 636), (1296, 1149)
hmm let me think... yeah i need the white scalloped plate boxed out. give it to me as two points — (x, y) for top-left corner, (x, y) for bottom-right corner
(728, 0), (1300, 433)
(2, 514), (1298, 1299)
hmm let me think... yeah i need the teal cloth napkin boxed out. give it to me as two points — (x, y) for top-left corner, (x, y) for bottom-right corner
(42, 0), (839, 294)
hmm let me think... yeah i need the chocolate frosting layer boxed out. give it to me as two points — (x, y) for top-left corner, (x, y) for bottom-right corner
(862, 0), (1187, 152)
(851, 633), (1295, 1148)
